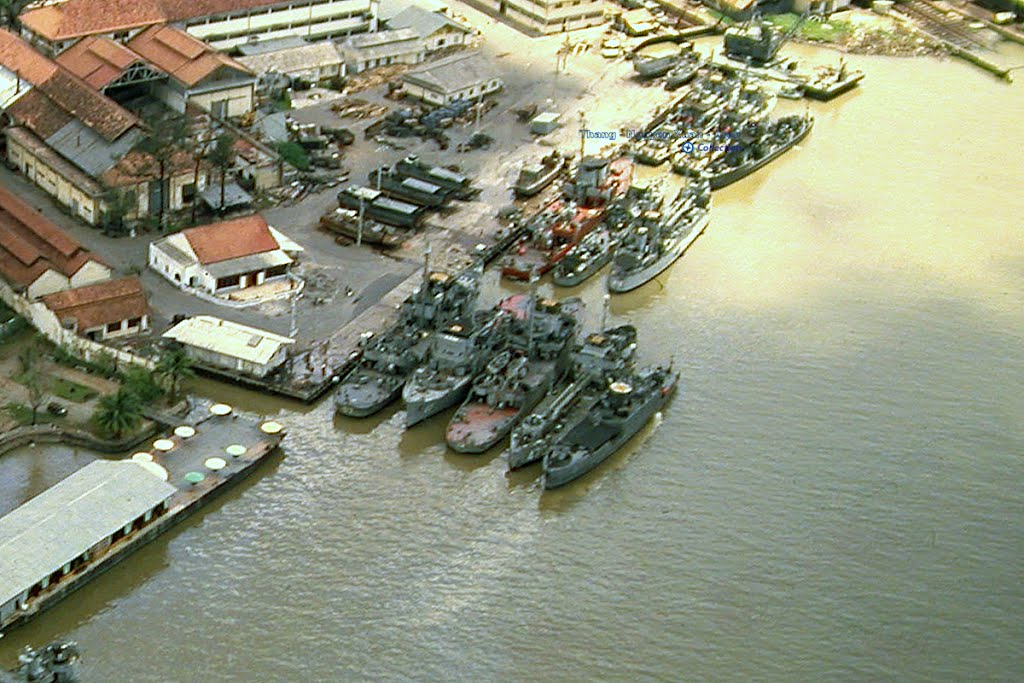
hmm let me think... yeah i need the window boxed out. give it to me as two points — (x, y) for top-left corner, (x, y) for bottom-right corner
(182, 183), (197, 204)
(106, 322), (121, 333)
(128, 317), (142, 328)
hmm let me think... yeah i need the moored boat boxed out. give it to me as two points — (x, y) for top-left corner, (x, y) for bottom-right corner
(318, 207), (404, 248)
(446, 297), (580, 453)
(514, 150), (568, 197)
(507, 324), (638, 469)
(700, 113), (813, 190)
(551, 225), (619, 287)
(542, 364), (679, 489)
(608, 179), (711, 293)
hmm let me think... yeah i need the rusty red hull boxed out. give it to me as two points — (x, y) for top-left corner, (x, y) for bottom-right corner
(446, 403), (520, 453)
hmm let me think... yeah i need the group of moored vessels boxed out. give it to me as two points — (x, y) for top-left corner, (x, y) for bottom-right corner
(331, 57), (826, 490)
(333, 257), (678, 488)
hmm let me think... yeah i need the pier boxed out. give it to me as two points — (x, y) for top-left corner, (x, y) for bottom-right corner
(0, 403), (285, 634)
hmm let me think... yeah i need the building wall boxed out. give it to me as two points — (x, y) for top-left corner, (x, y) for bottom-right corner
(423, 25), (468, 52)
(464, 0), (604, 34)
(403, 77), (501, 106)
(69, 261), (112, 289)
(188, 83), (256, 118)
(345, 46), (425, 73)
(149, 242), (201, 288)
(7, 136), (100, 225)
(182, 344), (287, 378)
(182, 0), (377, 49)
(26, 270), (70, 300)
(82, 313), (149, 341)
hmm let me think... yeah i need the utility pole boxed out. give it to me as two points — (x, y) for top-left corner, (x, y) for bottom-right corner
(357, 191), (365, 247)
(578, 111), (586, 161)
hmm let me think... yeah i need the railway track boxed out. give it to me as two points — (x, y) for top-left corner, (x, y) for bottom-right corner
(898, 0), (991, 49)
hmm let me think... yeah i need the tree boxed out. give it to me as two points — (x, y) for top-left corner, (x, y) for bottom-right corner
(93, 388), (143, 439)
(99, 188), (137, 236)
(23, 369), (48, 425)
(155, 347), (195, 405)
(207, 132), (237, 214)
(133, 112), (191, 228)
(122, 366), (164, 404)
(18, 342), (39, 375)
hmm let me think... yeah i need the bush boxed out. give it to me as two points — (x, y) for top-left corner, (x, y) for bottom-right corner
(122, 366), (164, 405)
(277, 141), (310, 171)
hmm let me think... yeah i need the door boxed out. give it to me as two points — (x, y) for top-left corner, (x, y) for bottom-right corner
(211, 99), (228, 118)
(148, 179), (164, 217)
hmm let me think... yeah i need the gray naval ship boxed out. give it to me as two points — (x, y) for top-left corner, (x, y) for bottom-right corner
(608, 179), (711, 293)
(335, 262), (482, 417)
(542, 363), (680, 489)
(507, 323), (638, 470)
(402, 301), (522, 428)
(551, 225), (619, 287)
(1, 642), (79, 683)
(445, 296), (581, 453)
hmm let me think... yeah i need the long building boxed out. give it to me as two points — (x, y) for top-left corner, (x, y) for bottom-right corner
(458, 0), (605, 35)
(19, 0), (382, 54)
(0, 460), (176, 629)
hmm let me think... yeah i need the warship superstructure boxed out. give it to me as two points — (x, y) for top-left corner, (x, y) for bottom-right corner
(507, 324), (638, 469)
(402, 296), (528, 427)
(700, 113), (813, 189)
(542, 363), (679, 489)
(502, 155), (633, 280)
(609, 179), (711, 293)
(445, 296), (581, 453)
(335, 263), (482, 417)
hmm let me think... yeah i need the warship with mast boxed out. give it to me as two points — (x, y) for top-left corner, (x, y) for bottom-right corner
(445, 295), (581, 453)
(334, 255), (482, 417)
(507, 316), (638, 470)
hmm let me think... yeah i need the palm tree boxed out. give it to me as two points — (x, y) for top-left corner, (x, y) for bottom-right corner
(94, 389), (143, 439)
(155, 348), (195, 405)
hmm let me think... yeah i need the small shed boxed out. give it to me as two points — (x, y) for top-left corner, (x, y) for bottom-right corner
(530, 112), (561, 135)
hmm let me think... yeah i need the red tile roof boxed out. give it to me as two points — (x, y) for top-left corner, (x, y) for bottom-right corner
(55, 36), (149, 90)
(0, 30), (138, 142)
(183, 215), (280, 265)
(21, 0), (306, 43)
(20, 0), (166, 44)
(0, 28), (58, 84)
(0, 184), (104, 288)
(42, 276), (149, 331)
(126, 25), (250, 87)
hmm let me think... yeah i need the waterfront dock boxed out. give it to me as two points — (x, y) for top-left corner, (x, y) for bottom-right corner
(0, 403), (285, 634)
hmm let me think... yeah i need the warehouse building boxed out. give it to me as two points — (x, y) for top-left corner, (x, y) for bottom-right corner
(149, 214), (301, 296)
(337, 28), (425, 73)
(41, 276), (150, 341)
(400, 51), (501, 105)
(237, 38), (346, 83)
(162, 315), (295, 378)
(458, 0), (604, 35)
(384, 5), (472, 54)
(0, 460), (177, 629)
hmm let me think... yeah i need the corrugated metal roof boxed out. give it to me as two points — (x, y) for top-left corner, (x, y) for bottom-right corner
(386, 6), (470, 38)
(238, 41), (343, 76)
(203, 250), (292, 278)
(46, 119), (143, 179)
(401, 51), (498, 95)
(163, 315), (294, 365)
(0, 460), (176, 607)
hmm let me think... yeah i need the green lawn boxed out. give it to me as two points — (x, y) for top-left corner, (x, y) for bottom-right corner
(765, 13), (853, 43)
(15, 373), (97, 402)
(5, 402), (57, 426)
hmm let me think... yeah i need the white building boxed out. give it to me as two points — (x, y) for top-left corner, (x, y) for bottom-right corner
(149, 214), (301, 295)
(163, 315), (295, 378)
(400, 51), (501, 106)
(338, 28), (425, 73)
(20, 0), (381, 55)
(458, 0), (604, 35)
(237, 38), (347, 83)
(385, 5), (472, 53)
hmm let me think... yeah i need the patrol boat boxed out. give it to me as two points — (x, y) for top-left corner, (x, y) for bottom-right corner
(542, 363), (680, 489)
(700, 113), (812, 190)
(445, 297), (580, 453)
(608, 179), (711, 293)
(507, 323), (638, 469)
(402, 296), (527, 427)
(335, 263), (481, 417)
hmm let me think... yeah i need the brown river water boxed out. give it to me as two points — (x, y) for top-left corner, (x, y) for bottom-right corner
(2, 44), (1024, 681)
